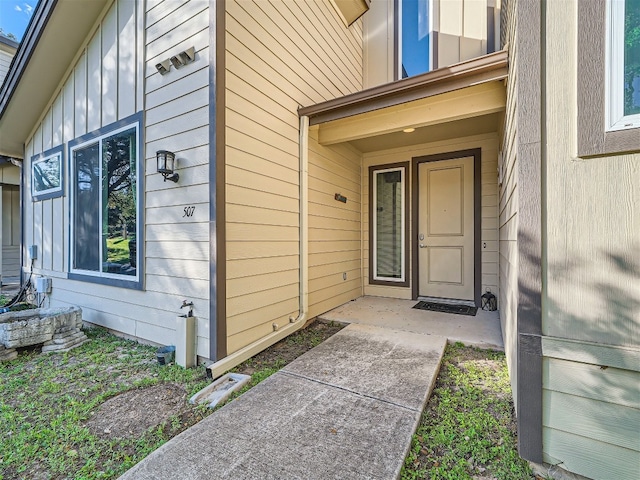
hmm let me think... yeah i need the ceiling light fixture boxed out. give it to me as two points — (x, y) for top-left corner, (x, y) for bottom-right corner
(403, 127), (415, 133)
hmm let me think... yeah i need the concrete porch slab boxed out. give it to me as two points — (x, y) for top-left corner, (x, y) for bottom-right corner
(319, 296), (504, 350)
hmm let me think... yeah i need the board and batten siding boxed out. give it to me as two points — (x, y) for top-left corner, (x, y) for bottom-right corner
(538, 1), (640, 478)
(498, 0), (518, 407)
(224, 0), (363, 354)
(362, 134), (500, 301)
(21, 0), (212, 355)
(0, 48), (14, 85)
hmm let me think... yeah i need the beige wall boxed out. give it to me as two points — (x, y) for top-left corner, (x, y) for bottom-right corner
(308, 127), (363, 319)
(539, 1), (640, 478)
(22, 0), (212, 354)
(362, 133), (500, 300)
(1, 167), (21, 282)
(224, 0), (363, 354)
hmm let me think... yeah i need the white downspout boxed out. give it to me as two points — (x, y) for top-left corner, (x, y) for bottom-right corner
(207, 115), (310, 378)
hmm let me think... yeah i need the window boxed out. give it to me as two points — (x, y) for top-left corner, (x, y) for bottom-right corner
(398, 0), (432, 78)
(31, 145), (64, 201)
(578, 0), (640, 156)
(68, 113), (143, 288)
(606, 0), (640, 131)
(369, 164), (409, 286)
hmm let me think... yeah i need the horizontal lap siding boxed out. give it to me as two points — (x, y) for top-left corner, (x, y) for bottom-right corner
(22, 0), (212, 354)
(225, 0), (362, 354)
(541, 2), (640, 478)
(498, 0), (518, 403)
(362, 134), (500, 301)
(308, 128), (362, 318)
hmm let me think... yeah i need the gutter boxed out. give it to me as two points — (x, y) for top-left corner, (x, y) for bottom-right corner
(207, 116), (310, 379)
(0, 0), (57, 121)
(299, 50), (508, 126)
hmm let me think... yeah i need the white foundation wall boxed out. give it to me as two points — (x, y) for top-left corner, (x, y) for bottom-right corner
(362, 133), (500, 302)
(22, 0), (211, 355)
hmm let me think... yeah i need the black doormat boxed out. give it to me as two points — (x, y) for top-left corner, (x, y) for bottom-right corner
(412, 301), (478, 316)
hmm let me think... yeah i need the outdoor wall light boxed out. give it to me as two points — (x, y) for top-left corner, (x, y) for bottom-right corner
(156, 150), (179, 183)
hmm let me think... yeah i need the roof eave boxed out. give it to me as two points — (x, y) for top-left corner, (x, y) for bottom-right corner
(299, 50), (509, 126)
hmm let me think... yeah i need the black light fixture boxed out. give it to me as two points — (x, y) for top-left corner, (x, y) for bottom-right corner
(156, 150), (179, 183)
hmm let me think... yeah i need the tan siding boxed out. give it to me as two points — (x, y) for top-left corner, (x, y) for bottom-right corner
(225, 0), (363, 353)
(21, 0), (212, 357)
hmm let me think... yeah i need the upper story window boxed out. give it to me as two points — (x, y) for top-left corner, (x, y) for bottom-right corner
(399, 0), (432, 78)
(607, 0), (640, 131)
(68, 113), (143, 289)
(396, 0), (497, 80)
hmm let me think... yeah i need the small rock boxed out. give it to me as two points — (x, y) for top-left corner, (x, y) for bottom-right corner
(104, 428), (111, 434)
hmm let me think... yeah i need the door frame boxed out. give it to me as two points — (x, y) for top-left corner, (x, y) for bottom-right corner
(411, 148), (482, 305)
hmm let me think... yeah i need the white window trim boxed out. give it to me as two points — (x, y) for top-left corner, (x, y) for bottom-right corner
(372, 166), (406, 283)
(606, 0), (640, 131)
(69, 120), (141, 284)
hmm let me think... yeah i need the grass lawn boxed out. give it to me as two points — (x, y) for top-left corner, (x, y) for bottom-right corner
(402, 343), (536, 480)
(1, 321), (534, 480)
(0, 321), (343, 480)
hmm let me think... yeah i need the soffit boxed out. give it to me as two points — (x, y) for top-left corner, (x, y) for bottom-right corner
(316, 80), (506, 147)
(349, 113), (501, 153)
(0, 0), (110, 158)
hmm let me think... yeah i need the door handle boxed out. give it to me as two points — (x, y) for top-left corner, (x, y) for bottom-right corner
(419, 243), (425, 248)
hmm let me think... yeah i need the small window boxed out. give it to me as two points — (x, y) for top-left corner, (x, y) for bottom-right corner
(606, 0), (640, 131)
(370, 164), (409, 286)
(398, 0), (432, 78)
(68, 113), (143, 288)
(31, 145), (64, 201)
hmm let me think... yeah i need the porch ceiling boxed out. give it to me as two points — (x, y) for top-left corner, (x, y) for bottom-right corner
(316, 81), (506, 149)
(349, 113), (501, 153)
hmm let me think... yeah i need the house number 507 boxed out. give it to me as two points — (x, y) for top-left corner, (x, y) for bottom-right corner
(183, 206), (196, 217)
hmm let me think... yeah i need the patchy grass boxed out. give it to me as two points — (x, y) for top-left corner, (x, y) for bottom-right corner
(0, 294), (7, 307)
(402, 343), (535, 480)
(0, 320), (344, 480)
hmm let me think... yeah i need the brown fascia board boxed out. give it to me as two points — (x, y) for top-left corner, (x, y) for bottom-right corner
(0, 0), (57, 122)
(299, 50), (508, 126)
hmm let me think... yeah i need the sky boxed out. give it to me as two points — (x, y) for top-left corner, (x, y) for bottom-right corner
(0, 0), (37, 42)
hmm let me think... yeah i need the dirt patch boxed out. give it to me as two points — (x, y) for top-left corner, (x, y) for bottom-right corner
(234, 320), (345, 376)
(85, 383), (188, 438)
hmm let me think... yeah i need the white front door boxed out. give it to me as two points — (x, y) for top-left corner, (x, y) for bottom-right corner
(418, 157), (474, 301)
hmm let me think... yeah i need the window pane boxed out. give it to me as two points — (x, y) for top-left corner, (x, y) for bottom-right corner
(74, 143), (100, 272)
(33, 155), (61, 193)
(624, 0), (640, 115)
(102, 127), (137, 276)
(401, 0), (430, 78)
(376, 170), (403, 279)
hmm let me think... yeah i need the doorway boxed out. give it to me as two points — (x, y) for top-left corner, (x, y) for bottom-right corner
(412, 149), (481, 305)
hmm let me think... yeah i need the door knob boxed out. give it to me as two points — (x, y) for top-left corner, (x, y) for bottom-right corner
(419, 243), (425, 248)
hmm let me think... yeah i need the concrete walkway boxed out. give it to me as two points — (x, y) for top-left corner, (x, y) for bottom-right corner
(120, 324), (447, 480)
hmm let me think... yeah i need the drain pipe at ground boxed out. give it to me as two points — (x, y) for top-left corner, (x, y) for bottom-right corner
(207, 115), (310, 379)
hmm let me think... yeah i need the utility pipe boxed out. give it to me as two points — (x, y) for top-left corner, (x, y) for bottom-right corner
(207, 115), (310, 379)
